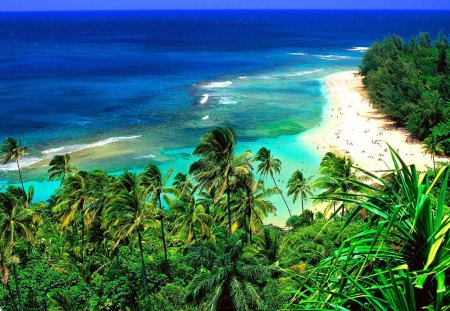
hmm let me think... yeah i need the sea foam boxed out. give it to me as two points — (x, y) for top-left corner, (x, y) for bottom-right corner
(314, 54), (351, 60)
(41, 136), (142, 156)
(201, 81), (233, 88)
(134, 154), (156, 159)
(347, 46), (370, 52)
(199, 94), (209, 104)
(0, 156), (43, 172)
(287, 52), (308, 56)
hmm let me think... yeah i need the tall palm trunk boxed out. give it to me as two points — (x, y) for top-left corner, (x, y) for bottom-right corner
(432, 154), (436, 172)
(13, 264), (23, 311)
(79, 199), (86, 262)
(158, 194), (169, 275)
(226, 174), (232, 235)
(137, 228), (148, 297)
(16, 159), (25, 194)
(270, 172), (291, 216)
(247, 200), (253, 245)
(81, 218), (85, 262)
(301, 193), (304, 214)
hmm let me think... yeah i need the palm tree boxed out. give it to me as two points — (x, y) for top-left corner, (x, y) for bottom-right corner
(423, 135), (444, 171)
(0, 187), (36, 311)
(255, 147), (292, 217)
(190, 126), (251, 234)
(172, 172), (193, 194)
(186, 233), (269, 310)
(53, 171), (97, 261)
(140, 164), (174, 274)
(1, 137), (27, 193)
(287, 170), (313, 214)
(171, 192), (214, 243)
(103, 174), (156, 297)
(231, 175), (277, 244)
(313, 152), (361, 216)
(48, 154), (77, 186)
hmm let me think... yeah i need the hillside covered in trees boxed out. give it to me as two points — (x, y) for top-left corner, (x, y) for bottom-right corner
(359, 32), (450, 152)
(1, 126), (450, 310)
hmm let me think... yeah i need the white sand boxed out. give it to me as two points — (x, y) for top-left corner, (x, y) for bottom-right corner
(303, 70), (447, 173)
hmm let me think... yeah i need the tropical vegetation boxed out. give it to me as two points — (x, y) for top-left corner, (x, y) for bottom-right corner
(1, 125), (449, 310)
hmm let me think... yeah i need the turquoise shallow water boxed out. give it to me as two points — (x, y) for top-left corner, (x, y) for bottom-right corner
(4, 71), (342, 226)
(2, 11), (450, 225)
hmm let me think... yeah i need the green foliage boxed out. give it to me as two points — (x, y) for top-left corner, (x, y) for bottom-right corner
(281, 219), (364, 267)
(360, 32), (450, 151)
(2, 127), (450, 310)
(288, 148), (450, 310)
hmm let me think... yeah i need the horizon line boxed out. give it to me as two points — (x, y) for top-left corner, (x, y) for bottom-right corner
(1, 8), (450, 13)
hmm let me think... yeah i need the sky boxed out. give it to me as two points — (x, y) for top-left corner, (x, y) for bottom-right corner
(1, 0), (450, 11)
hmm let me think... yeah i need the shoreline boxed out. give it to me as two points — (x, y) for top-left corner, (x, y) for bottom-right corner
(303, 70), (446, 173)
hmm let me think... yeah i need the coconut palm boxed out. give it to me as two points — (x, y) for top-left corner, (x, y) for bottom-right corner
(140, 164), (174, 274)
(171, 192), (214, 243)
(172, 172), (193, 194)
(186, 233), (269, 310)
(190, 126), (251, 234)
(53, 171), (98, 261)
(423, 135), (444, 171)
(1, 137), (27, 193)
(313, 152), (361, 216)
(0, 188), (36, 311)
(48, 154), (77, 186)
(103, 174), (156, 297)
(255, 147), (292, 217)
(287, 170), (313, 214)
(231, 175), (277, 244)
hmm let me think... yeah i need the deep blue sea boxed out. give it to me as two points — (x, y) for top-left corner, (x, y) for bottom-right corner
(1, 10), (449, 222)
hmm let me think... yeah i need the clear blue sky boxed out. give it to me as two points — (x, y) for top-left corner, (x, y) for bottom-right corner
(1, 0), (450, 11)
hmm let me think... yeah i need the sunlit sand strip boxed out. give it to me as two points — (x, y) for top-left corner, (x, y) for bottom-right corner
(303, 70), (447, 173)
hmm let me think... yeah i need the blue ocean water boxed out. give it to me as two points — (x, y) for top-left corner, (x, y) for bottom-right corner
(1, 10), (449, 222)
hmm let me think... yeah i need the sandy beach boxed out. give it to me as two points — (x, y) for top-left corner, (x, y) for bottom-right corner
(303, 70), (447, 173)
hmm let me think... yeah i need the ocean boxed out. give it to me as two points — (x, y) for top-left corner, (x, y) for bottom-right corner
(1, 10), (449, 223)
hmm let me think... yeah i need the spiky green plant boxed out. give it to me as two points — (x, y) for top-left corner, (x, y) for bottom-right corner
(288, 147), (450, 310)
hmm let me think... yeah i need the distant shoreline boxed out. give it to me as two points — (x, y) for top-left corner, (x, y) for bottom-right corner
(303, 70), (446, 173)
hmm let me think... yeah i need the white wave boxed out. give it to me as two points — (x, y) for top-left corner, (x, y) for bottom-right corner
(314, 54), (351, 59)
(41, 136), (142, 156)
(134, 154), (156, 159)
(42, 147), (65, 154)
(219, 97), (238, 105)
(287, 52), (308, 56)
(347, 46), (369, 52)
(201, 81), (233, 88)
(238, 76), (248, 79)
(201, 115), (210, 120)
(199, 93), (209, 105)
(0, 156), (43, 171)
